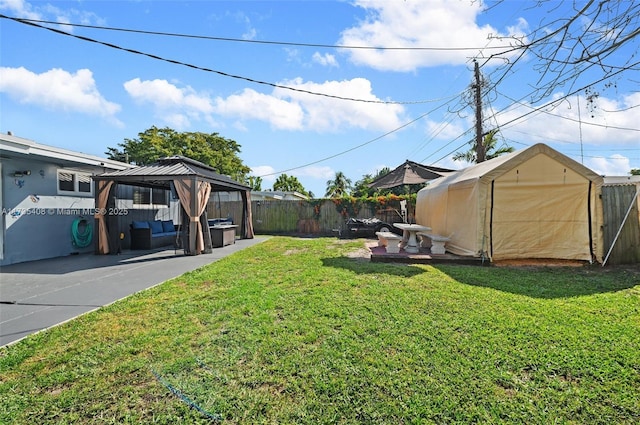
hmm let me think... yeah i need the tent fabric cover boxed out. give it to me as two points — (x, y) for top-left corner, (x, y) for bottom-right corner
(415, 143), (604, 262)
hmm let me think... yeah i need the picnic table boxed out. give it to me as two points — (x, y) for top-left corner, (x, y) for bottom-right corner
(393, 223), (431, 254)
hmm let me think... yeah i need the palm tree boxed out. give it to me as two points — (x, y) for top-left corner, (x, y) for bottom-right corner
(325, 171), (352, 198)
(453, 129), (514, 163)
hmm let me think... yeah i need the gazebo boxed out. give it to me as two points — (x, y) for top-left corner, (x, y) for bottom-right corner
(93, 156), (253, 256)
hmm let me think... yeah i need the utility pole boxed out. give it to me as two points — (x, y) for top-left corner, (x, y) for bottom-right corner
(473, 60), (486, 163)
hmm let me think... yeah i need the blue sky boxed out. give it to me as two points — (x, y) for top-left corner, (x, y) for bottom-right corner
(1, 0), (639, 197)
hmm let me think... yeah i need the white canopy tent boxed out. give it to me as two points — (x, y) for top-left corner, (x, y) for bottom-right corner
(415, 144), (604, 262)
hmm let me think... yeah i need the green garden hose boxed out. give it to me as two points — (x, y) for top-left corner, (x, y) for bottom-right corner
(72, 217), (93, 248)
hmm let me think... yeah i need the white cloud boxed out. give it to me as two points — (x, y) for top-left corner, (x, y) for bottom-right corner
(312, 52), (339, 67)
(273, 77), (406, 132)
(294, 165), (335, 180)
(251, 165), (276, 177)
(125, 77), (405, 133)
(421, 155), (470, 172)
(250, 165), (277, 186)
(586, 154), (632, 176)
(229, 10), (258, 40)
(213, 77), (405, 132)
(415, 92), (639, 172)
(339, 0), (528, 71)
(285, 47), (302, 64)
(507, 17), (529, 37)
(163, 113), (192, 129)
(0, 0), (105, 32)
(214, 88), (305, 130)
(243, 27), (257, 40)
(292, 166), (336, 196)
(124, 78), (215, 129)
(0, 0), (41, 20)
(495, 94), (640, 147)
(0, 66), (121, 124)
(424, 118), (468, 142)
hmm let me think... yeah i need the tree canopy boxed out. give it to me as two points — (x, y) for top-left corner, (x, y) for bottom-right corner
(106, 126), (250, 181)
(273, 174), (309, 196)
(453, 129), (514, 164)
(352, 167), (391, 197)
(325, 171), (352, 198)
(245, 176), (263, 191)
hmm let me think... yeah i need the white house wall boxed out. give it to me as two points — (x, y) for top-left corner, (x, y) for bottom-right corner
(1, 157), (98, 265)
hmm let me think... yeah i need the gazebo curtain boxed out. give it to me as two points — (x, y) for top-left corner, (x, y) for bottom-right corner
(174, 178), (211, 254)
(95, 180), (114, 254)
(241, 190), (255, 239)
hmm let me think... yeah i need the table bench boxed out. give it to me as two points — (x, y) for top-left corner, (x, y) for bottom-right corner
(417, 232), (451, 255)
(376, 231), (403, 254)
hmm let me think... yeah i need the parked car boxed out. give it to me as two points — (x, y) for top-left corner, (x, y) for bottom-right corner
(344, 217), (399, 238)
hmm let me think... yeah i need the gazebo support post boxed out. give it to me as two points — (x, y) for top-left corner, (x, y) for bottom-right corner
(107, 185), (120, 254)
(188, 177), (198, 255)
(201, 210), (213, 254)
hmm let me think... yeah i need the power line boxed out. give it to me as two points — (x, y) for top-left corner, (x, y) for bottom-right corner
(257, 110), (434, 178)
(1, 11), (470, 179)
(11, 16), (516, 51)
(421, 58), (640, 166)
(495, 89), (640, 133)
(0, 14), (446, 105)
(3, 8), (638, 177)
(601, 103), (640, 113)
(481, 57), (640, 137)
(420, 127), (475, 165)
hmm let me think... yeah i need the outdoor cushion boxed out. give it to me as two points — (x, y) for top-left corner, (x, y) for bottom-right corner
(149, 220), (164, 234)
(162, 220), (175, 232)
(131, 220), (150, 229)
(154, 232), (173, 237)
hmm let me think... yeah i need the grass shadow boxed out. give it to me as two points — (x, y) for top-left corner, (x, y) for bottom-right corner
(321, 255), (427, 278)
(433, 263), (640, 299)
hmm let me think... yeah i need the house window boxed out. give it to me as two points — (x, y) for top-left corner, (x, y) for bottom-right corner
(152, 187), (169, 205)
(78, 173), (92, 193)
(133, 187), (169, 207)
(133, 187), (151, 205)
(57, 170), (93, 196)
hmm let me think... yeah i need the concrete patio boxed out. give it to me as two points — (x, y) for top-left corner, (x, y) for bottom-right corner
(0, 237), (267, 347)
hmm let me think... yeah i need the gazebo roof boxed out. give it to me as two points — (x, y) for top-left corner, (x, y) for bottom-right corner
(93, 155), (250, 192)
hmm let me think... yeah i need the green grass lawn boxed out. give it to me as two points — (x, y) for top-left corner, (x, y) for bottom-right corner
(1, 237), (639, 424)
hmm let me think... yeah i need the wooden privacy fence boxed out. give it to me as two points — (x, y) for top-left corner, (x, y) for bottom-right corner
(602, 184), (640, 265)
(206, 199), (408, 236)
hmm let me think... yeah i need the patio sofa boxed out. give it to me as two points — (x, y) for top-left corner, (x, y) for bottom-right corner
(130, 219), (178, 250)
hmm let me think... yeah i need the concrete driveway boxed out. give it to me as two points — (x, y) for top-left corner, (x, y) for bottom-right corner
(0, 237), (267, 347)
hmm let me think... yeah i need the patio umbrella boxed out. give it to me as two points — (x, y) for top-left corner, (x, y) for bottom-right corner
(368, 160), (452, 190)
(368, 160), (453, 222)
